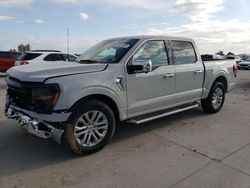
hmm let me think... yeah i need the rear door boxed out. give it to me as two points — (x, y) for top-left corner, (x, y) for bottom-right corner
(126, 40), (176, 118)
(171, 40), (204, 104)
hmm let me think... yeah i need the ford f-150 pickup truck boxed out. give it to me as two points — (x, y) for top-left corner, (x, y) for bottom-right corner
(4, 36), (237, 154)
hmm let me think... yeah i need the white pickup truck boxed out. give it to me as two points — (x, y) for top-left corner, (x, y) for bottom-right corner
(5, 36), (237, 154)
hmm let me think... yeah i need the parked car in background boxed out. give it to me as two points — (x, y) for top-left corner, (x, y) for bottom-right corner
(201, 54), (225, 61)
(74, 54), (81, 57)
(0, 51), (21, 72)
(238, 56), (250, 69)
(15, 50), (77, 66)
(5, 35), (237, 154)
(234, 56), (242, 64)
(226, 55), (235, 60)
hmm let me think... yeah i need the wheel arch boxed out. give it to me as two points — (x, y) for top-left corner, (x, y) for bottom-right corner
(213, 76), (228, 92)
(70, 94), (121, 122)
(202, 72), (228, 99)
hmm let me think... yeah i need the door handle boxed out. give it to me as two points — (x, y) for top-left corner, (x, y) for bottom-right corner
(195, 70), (203, 74)
(163, 73), (175, 78)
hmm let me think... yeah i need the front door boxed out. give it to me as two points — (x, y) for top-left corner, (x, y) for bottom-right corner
(126, 40), (176, 118)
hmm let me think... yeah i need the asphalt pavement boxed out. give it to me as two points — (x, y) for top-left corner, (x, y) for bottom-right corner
(0, 71), (250, 188)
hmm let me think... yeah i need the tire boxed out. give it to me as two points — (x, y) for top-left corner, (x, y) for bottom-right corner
(201, 82), (225, 114)
(65, 100), (116, 155)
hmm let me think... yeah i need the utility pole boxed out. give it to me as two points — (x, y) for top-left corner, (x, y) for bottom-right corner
(67, 27), (69, 55)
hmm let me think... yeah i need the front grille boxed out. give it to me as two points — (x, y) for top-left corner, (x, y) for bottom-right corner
(6, 77), (54, 114)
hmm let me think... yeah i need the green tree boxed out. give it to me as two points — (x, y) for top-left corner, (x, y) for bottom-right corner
(216, 51), (225, 56)
(227, 52), (235, 56)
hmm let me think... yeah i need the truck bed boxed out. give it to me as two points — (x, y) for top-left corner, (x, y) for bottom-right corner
(202, 59), (237, 98)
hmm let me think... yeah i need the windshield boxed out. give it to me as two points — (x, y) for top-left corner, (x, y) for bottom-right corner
(245, 57), (250, 61)
(77, 38), (139, 64)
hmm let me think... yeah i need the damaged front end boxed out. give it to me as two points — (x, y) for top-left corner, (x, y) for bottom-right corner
(4, 76), (69, 144)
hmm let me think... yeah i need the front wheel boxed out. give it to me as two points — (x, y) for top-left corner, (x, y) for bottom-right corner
(65, 100), (116, 155)
(201, 82), (225, 114)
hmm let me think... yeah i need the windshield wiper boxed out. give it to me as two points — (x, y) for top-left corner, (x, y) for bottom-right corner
(80, 59), (101, 64)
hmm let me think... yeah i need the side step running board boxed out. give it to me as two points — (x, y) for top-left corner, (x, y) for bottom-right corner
(127, 103), (199, 125)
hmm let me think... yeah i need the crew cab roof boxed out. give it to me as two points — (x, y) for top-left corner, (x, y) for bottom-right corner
(107, 35), (194, 42)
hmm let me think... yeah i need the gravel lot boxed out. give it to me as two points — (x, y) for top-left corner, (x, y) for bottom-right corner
(0, 70), (250, 188)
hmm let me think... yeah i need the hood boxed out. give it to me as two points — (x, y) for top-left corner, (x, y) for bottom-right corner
(7, 61), (107, 82)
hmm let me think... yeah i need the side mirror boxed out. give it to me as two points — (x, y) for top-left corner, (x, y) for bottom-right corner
(128, 59), (153, 74)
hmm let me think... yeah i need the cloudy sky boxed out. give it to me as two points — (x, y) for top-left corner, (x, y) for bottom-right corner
(0, 0), (249, 54)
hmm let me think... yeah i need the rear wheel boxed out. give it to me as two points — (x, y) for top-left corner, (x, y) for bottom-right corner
(201, 82), (225, 114)
(65, 100), (116, 155)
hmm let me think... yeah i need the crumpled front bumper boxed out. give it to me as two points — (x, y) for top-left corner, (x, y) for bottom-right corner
(5, 104), (71, 122)
(5, 106), (69, 144)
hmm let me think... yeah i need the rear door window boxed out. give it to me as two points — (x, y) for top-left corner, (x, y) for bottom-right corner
(18, 53), (42, 61)
(44, 54), (65, 61)
(0, 52), (10, 59)
(171, 41), (197, 65)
